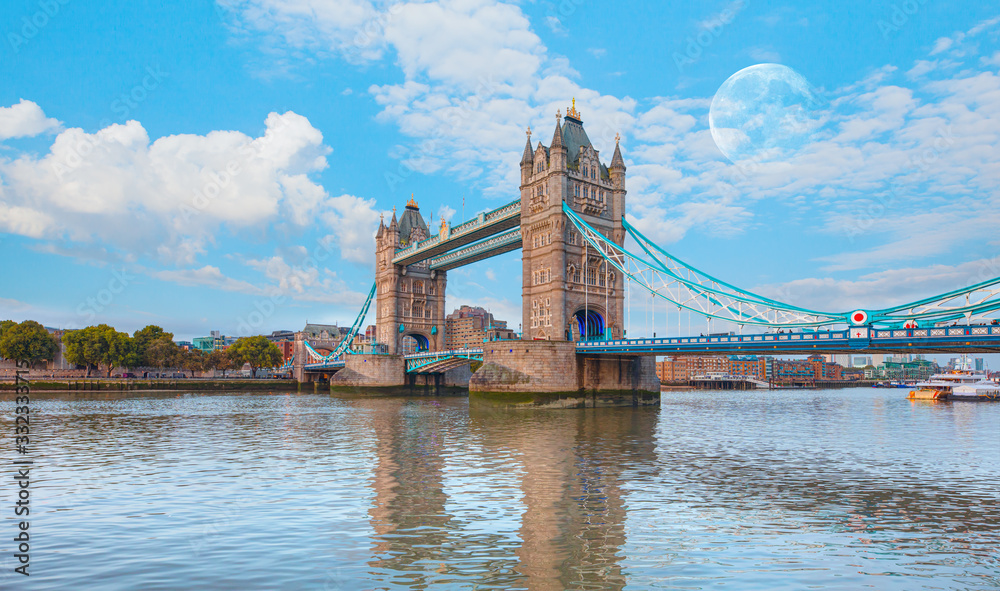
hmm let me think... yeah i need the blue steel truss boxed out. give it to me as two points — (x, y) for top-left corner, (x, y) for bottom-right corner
(393, 199), (521, 266)
(563, 202), (1000, 329)
(304, 282), (376, 363)
(578, 325), (1000, 355)
(404, 349), (483, 373)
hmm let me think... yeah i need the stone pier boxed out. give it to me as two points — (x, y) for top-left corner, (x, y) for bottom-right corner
(469, 341), (659, 407)
(329, 354), (406, 391)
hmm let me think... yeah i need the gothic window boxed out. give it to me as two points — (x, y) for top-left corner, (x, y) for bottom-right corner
(414, 281), (424, 294)
(574, 184), (580, 197)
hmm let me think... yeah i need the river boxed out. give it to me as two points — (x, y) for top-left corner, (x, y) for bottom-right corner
(2, 388), (998, 590)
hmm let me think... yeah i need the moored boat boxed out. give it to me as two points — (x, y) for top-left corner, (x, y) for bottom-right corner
(908, 370), (990, 400)
(951, 380), (1000, 401)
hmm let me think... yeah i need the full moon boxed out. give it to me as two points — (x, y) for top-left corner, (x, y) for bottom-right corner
(709, 63), (821, 163)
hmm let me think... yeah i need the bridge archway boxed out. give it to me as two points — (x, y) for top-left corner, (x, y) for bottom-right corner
(573, 308), (605, 341)
(401, 333), (430, 354)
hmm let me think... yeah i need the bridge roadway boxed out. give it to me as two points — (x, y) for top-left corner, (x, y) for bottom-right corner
(301, 325), (1000, 375)
(577, 325), (1000, 356)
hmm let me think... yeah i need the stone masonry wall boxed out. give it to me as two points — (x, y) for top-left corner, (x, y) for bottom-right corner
(329, 355), (405, 388)
(470, 341), (580, 393)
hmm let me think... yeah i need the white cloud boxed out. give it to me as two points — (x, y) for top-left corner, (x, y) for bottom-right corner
(223, 1), (1000, 277)
(318, 193), (383, 264)
(150, 266), (263, 294)
(755, 257), (1000, 312)
(588, 48), (607, 59)
(0, 297), (32, 315)
(544, 16), (565, 35)
(748, 47), (781, 62)
(0, 99), (61, 140)
(0, 109), (332, 263)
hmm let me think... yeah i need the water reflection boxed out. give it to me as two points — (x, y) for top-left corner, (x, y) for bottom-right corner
(1, 389), (996, 590)
(353, 397), (660, 590)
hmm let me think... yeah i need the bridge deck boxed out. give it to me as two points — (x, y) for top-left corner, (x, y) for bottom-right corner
(392, 200), (520, 266)
(577, 326), (1000, 355)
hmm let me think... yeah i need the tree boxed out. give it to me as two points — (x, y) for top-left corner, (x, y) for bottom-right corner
(145, 337), (180, 372)
(63, 324), (133, 377)
(0, 320), (16, 350)
(98, 327), (132, 377)
(0, 320), (59, 369)
(133, 325), (173, 366)
(205, 348), (235, 378)
(180, 348), (204, 378)
(228, 336), (283, 378)
(64, 327), (100, 377)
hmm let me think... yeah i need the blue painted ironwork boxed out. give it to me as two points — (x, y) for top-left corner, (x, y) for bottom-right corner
(577, 325), (1000, 355)
(428, 228), (522, 271)
(564, 202), (1000, 329)
(304, 359), (346, 371)
(392, 199), (521, 266)
(303, 282), (376, 363)
(404, 348), (483, 373)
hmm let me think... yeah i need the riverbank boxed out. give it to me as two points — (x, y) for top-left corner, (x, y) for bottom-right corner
(0, 378), (300, 392)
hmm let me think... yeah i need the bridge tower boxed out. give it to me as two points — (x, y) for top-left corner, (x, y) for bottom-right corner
(374, 198), (448, 355)
(520, 101), (626, 342)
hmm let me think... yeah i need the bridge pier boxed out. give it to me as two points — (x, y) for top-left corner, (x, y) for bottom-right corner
(469, 341), (659, 407)
(329, 354), (405, 391)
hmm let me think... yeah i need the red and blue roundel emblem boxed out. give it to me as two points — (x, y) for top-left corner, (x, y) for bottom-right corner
(850, 310), (869, 325)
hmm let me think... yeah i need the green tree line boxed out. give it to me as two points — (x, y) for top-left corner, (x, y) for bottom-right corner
(1, 321), (285, 378)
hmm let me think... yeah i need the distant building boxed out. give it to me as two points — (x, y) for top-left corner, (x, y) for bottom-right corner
(728, 355), (766, 380)
(267, 330), (295, 343)
(274, 341), (294, 363)
(193, 330), (236, 352)
(301, 323), (347, 341)
(176, 341), (193, 351)
(445, 306), (515, 349)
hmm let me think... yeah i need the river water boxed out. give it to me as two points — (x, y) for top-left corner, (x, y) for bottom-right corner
(2, 388), (998, 590)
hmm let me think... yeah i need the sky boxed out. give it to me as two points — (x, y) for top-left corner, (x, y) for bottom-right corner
(0, 0), (999, 350)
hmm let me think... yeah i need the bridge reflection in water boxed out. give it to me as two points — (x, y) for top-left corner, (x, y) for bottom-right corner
(356, 397), (659, 590)
(345, 393), (999, 589)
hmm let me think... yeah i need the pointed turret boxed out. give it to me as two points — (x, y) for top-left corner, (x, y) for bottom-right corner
(610, 134), (625, 172)
(389, 207), (398, 232)
(520, 129), (534, 166)
(376, 212), (386, 239)
(550, 110), (564, 150)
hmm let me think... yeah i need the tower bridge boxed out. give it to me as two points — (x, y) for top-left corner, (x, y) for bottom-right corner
(293, 101), (1000, 404)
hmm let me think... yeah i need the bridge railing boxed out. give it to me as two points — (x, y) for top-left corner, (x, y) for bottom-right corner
(578, 330), (852, 349)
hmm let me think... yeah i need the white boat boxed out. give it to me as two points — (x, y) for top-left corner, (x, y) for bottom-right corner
(951, 379), (1000, 401)
(909, 370), (990, 400)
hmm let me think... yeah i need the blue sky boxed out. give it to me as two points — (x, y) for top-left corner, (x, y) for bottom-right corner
(1, 0), (998, 344)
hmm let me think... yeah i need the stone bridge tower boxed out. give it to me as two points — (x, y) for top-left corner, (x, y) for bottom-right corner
(519, 101), (627, 342)
(374, 198), (448, 355)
